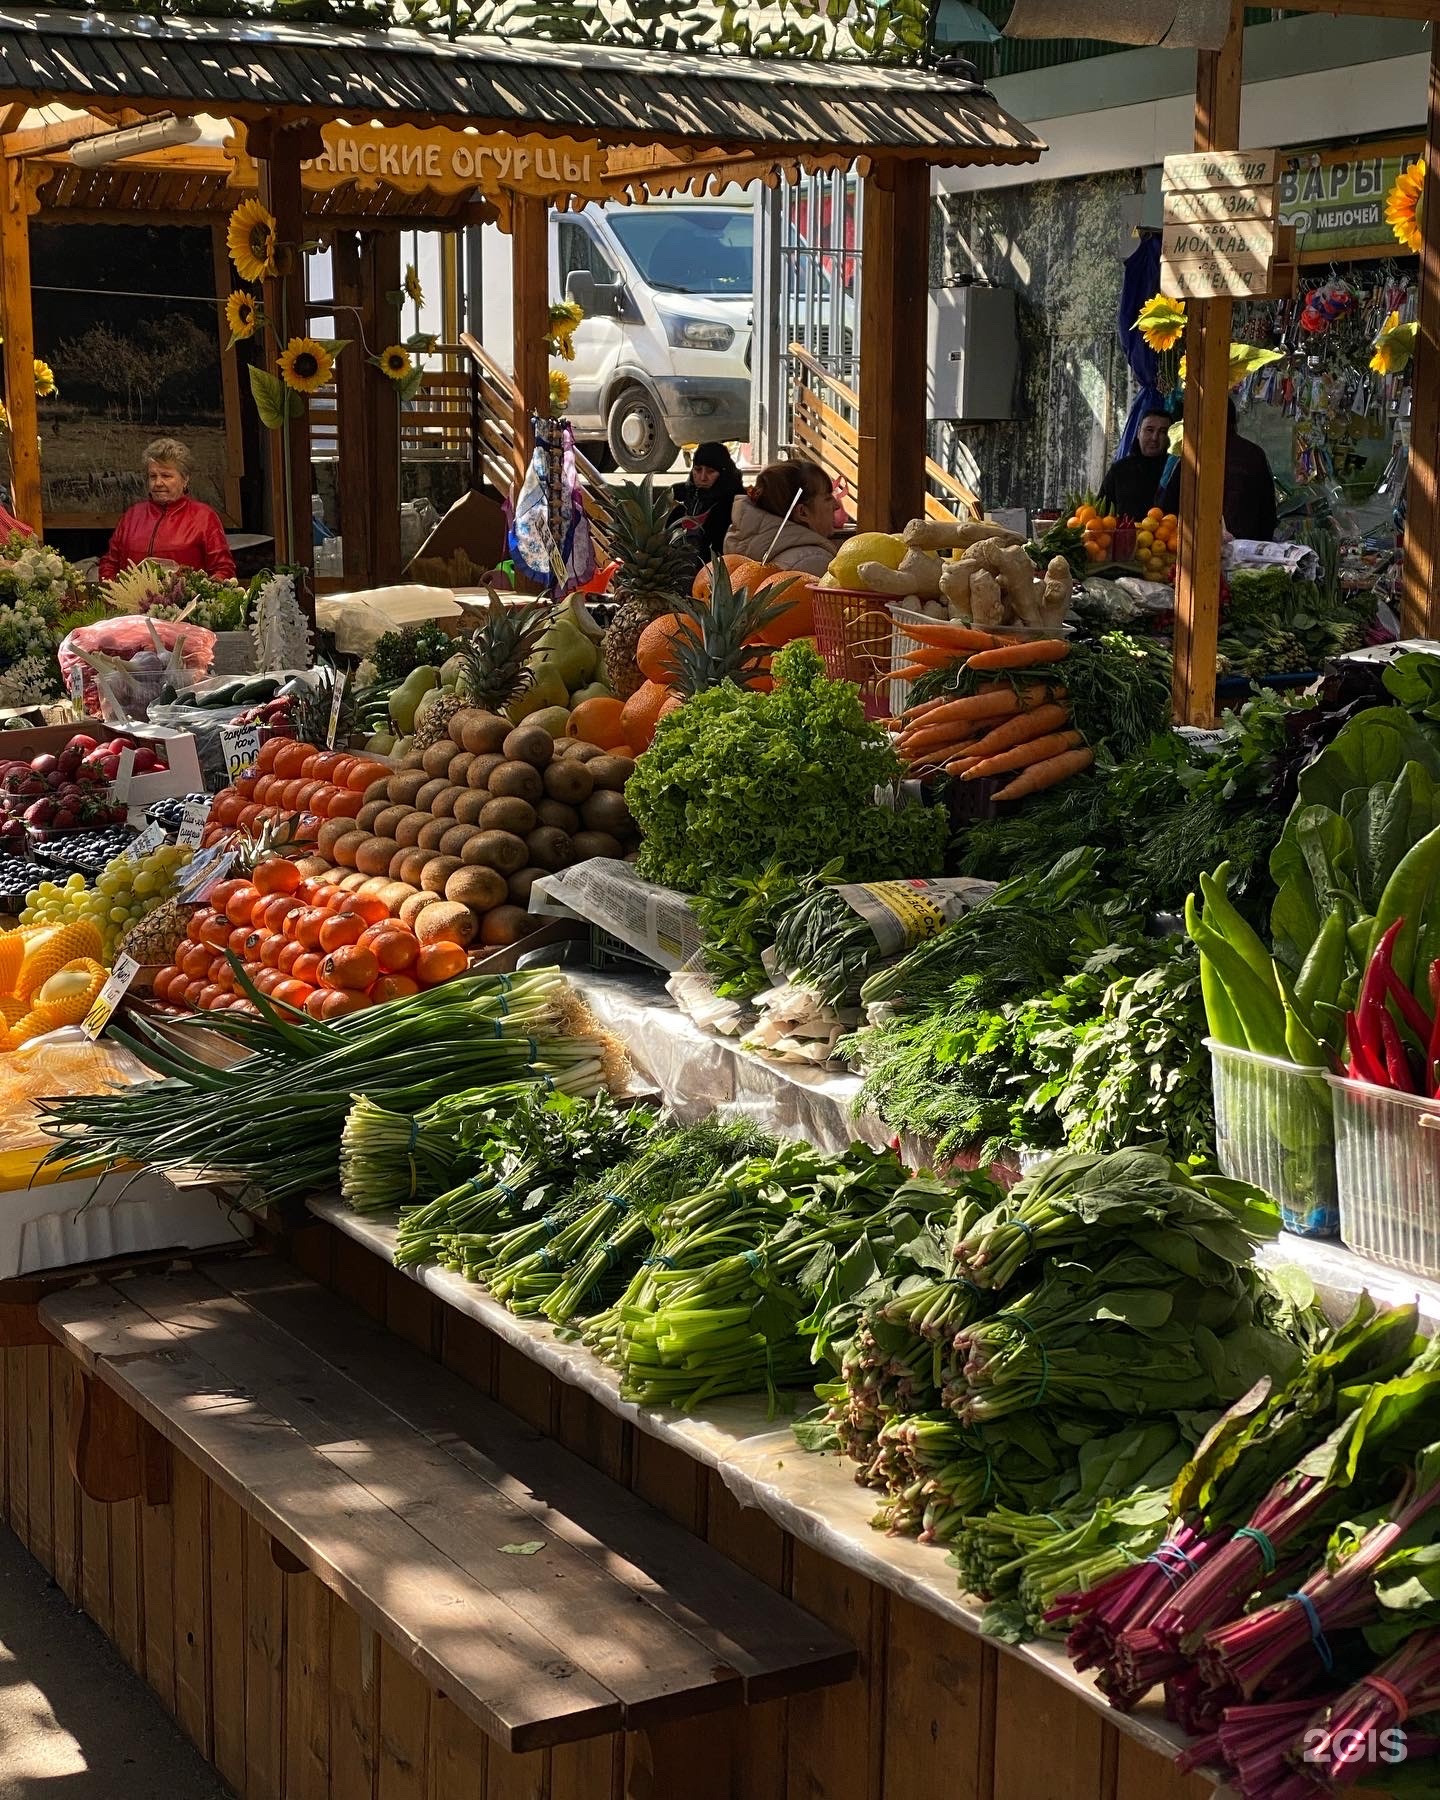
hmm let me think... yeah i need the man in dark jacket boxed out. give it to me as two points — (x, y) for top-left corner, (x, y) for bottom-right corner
(1098, 409), (1171, 520)
(1159, 400), (1278, 542)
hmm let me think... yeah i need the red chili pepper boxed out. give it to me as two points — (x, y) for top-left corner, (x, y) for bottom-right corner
(1360, 921), (1407, 1073)
(1384, 967), (1435, 1047)
(1430, 957), (1440, 1013)
(1347, 1010), (1388, 1087)
(1381, 1012), (1418, 1093)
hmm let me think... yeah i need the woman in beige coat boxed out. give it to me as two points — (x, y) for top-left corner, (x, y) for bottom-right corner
(724, 459), (837, 575)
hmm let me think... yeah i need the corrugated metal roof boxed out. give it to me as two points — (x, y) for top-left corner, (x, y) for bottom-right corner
(0, 7), (1044, 164)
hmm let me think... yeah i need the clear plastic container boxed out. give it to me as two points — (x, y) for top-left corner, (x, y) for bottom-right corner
(1208, 1040), (1339, 1237)
(1327, 1073), (1440, 1278)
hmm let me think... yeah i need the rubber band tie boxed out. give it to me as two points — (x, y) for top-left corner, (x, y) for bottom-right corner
(407, 1117), (420, 1148)
(1289, 1591), (1333, 1672)
(642, 1255), (675, 1270)
(1235, 1526), (1278, 1573)
(1144, 1542), (1197, 1589)
(992, 1310), (1049, 1403)
(1013, 1217), (1035, 1254)
(1361, 1674), (1411, 1724)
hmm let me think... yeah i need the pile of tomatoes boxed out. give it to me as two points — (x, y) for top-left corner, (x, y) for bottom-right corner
(150, 857), (469, 1022)
(202, 742), (393, 847)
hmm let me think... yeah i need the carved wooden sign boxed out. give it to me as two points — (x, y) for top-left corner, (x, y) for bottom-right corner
(1160, 148), (1293, 300)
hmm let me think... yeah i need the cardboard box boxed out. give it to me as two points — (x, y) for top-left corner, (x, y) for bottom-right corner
(0, 719), (203, 824)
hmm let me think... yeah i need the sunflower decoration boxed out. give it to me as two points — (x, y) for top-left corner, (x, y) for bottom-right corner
(549, 369), (571, 411)
(544, 299), (584, 362)
(1370, 310), (1418, 376)
(0, 400), (10, 433)
(378, 344), (412, 382)
(227, 198), (278, 283)
(1177, 343), (1283, 389)
(403, 264), (425, 308)
(32, 359), (57, 399)
(225, 291), (258, 346)
(1386, 159), (1425, 255)
(277, 337), (334, 395)
(1135, 293), (1188, 354)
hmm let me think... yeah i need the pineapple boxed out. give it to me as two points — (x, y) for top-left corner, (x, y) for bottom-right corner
(601, 479), (697, 698)
(289, 663), (354, 748)
(666, 564), (792, 697)
(410, 599), (554, 752)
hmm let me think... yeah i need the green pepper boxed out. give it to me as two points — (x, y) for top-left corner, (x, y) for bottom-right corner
(1199, 864), (1281, 1002)
(1186, 900), (1287, 1058)
(1368, 822), (1440, 995)
(1190, 911), (1246, 1049)
(1348, 915), (1376, 967)
(1294, 905), (1348, 1031)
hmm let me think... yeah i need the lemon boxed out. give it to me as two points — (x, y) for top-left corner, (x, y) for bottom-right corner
(829, 532), (906, 589)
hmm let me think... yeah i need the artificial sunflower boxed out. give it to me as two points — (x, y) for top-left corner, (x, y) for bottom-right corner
(379, 344), (412, 381)
(1386, 159), (1425, 255)
(549, 369), (571, 410)
(403, 263), (425, 307)
(0, 400), (10, 432)
(1370, 310), (1418, 376)
(545, 298), (584, 361)
(1135, 293), (1187, 354)
(1176, 343), (1283, 388)
(32, 359), (56, 399)
(225, 291), (257, 342)
(277, 336), (334, 395)
(227, 198), (278, 283)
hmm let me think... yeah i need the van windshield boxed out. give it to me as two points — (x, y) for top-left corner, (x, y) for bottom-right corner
(606, 209), (752, 296)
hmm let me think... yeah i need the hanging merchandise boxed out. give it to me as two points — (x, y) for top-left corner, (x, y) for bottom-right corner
(508, 416), (597, 595)
(1298, 279), (1356, 336)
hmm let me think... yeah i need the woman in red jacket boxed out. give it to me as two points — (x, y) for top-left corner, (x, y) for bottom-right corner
(99, 437), (236, 581)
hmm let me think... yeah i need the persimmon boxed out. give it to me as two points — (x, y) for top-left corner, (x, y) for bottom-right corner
(320, 945), (379, 992)
(277, 940), (304, 974)
(272, 979), (315, 1010)
(319, 989), (371, 1019)
(415, 940), (467, 986)
(261, 936), (287, 969)
(293, 951), (324, 986)
(370, 973), (420, 1003)
(294, 909), (327, 951)
(224, 883), (261, 926)
(257, 737), (283, 773)
(358, 924), (418, 972)
(319, 911), (367, 952)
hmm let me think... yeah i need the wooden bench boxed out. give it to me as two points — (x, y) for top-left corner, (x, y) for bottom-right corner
(39, 1257), (855, 1756)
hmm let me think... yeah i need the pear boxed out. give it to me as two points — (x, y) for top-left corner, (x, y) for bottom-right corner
(440, 651), (466, 687)
(365, 729), (397, 755)
(560, 593), (605, 644)
(388, 665), (438, 733)
(526, 705), (573, 739)
(504, 667), (569, 724)
(568, 680), (614, 707)
(531, 616), (596, 692)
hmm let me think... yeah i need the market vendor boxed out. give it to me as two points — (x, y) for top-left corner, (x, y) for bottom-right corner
(1158, 400), (1278, 542)
(98, 437), (236, 582)
(726, 458), (837, 575)
(1098, 409), (1171, 520)
(673, 441), (745, 561)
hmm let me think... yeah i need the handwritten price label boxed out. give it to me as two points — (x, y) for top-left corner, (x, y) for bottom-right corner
(109, 747), (136, 806)
(83, 952), (140, 1041)
(325, 669), (347, 750)
(175, 845), (234, 905)
(175, 798), (212, 849)
(220, 724), (261, 785)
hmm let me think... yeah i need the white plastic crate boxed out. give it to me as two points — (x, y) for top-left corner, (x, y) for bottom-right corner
(0, 1170), (252, 1279)
(888, 604), (932, 716)
(1208, 1040), (1339, 1238)
(1328, 1074), (1440, 1278)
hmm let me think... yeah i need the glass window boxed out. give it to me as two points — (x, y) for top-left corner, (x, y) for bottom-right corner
(606, 208), (752, 295)
(557, 222), (618, 285)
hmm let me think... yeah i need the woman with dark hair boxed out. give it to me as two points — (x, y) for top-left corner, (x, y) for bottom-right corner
(672, 442), (745, 560)
(725, 458), (837, 574)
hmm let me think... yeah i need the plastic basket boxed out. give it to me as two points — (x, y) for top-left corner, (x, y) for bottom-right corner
(1208, 1040), (1339, 1238)
(1328, 1073), (1440, 1277)
(811, 588), (897, 719)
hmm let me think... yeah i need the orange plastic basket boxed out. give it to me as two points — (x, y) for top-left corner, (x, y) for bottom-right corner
(810, 588), (897, 719)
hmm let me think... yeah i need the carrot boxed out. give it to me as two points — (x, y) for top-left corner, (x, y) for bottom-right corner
(944, 757), (981, 775)
(882, 663), (944, 685)
(904, 645), (973, 670)
(901, 696), (950, 725)
(898, 622), (998, 652)
(992, 746), (1095, 800)
(902, 689), (1021, 731)
(899, 723), (987, 760)
(961, 703), (1072, 761)
(962, 729), (1084, 779)
(964, 638), (1071, 672)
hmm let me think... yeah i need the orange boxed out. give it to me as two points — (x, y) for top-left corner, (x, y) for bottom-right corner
(320, 945), (380, 992)
(257, 737), (283, 773)
(415, 941), (467, 987)
(1076, 504), (1097, 525)
(371, 973), (420, 1004)
(635, 615), (701, 685)
(751, 576), (814, 647)
(620, 680), (676, 754)
(566, 695), (630, 749)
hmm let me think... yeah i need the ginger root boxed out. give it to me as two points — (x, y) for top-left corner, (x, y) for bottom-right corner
(903, 517), (1024, 553)
(968, 568), (1006, 628)
(939, 558), (974, 612)
(1041, 556), (1073, 629)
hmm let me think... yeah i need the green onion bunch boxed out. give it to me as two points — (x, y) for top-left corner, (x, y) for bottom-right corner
(341, 1081), (548, 1214)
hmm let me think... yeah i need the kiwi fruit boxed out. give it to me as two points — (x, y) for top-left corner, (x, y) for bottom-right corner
(398, 848), (431, 888)
(479, 904), (534, 947)
(571, 830), (623, 862)
(317, 817), (352, 860)
(565, 741), (606, 763)
(387, 770), (430, 805)
(479, 795), (537, 837)
(466, 753), (507, 790)
(293, 856), (330, 881)
(447, 751), (476, 788)
(333, 830), (369, 869)
(428, 784), (463, 818)
(417, 816), (453, 852)
(543, 758), (594, 805)
(452, 789), (489, 826)
(422, 739), (459, 779)
(356, 837), (401, 877)
(459, 711), (510, 755)
(355, 877), (392, 898)
(339, 872), (368, 892)
(363, 777), (391, 805)
(503, 724), (554, 769)
(420, 854), (464, 896)
(377, 881), (418, 914)
(460, 830), (528, 875)
(399, 891), (432, 927)
(507, 866), (546, 906)
(373, 804), (414, 839)
(587, 754), (635, 791)
(414, 899), (479, 946)
(536, 799), (580, 834)
(525, 825), (573, 872)
(394, 811), (430, 848)
(414, 777), (452, 812)
(487, 759), (543, 803)
(439, 822), (481, 858)
(582, 790), (634, 837)
(388, 847), (413, 881)
(357, 800), (389, 834)
(399, 749), (427, 771)
(443, 866), (508, 913)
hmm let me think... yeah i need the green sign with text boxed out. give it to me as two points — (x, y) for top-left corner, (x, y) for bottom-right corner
(1277, 141), (1420, 260)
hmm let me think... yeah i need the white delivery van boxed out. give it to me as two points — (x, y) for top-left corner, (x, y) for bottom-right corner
(554, 200), (753, 471)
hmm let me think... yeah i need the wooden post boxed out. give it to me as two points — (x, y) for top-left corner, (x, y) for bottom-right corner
(255, 123), (316, 584)
(1402, 37), (1440, 639)
(1170, 1), (1244, 727)
(511, 194), (550, 486)
(857, 158), (929, 534)
(0, 152), (42, 531)
(366, 228), (404, 586)
(332, 230), (375, 589)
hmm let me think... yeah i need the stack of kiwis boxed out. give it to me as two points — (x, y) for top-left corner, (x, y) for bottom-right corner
(311, 709), (640, 952)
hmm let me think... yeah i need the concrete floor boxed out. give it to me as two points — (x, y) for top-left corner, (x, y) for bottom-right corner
(0, 1528), (229, 1800)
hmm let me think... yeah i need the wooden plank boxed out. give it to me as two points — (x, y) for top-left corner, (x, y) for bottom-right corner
(794, 419), (860, 487)
(333, 229), (376, 591)
(1113, 1733), (1211, 1800)
(1162, 220), (1275, 262)
(882, 1595), (994, 1800)
(24, 1344), (52, 1573)
(1163, 188), (1274, 225)
(705, 1475), (787, 1800)
(376, 1639), (430, 1800)
(142, 1452), (177, 1715)
(172, 1452), (212, 1756)
(288, 1219), (335, 1289)
(257, 127), (313, 582)
(427, 1689), (486, 1800)
(551, 1736), (617, 1800)
(1171, 0), (1244, 728)
(511, 193), (550, 481)
(785, 1543), (885, 1800)
(631, 1430), (706, 1535)
(1159, 260), (1277, 301)
(485, 1744), (547, 1800)
(332, 1600), (381, 1800)
(0, 154), (41, 529)
(1163, 148), (1277, 189)
(286, 1569), (332, 1800)
(209, 1484), (248, 1793)
(493, 1336), (557, 1434)
(1404, 35), (1440, 638)
(366, 228), (404, 586)
(797, 387), (861, 450)
(79, 1481), (113, 1636)
(110, 1498), (143, 1675)
(439, 1303), (496, 1398)
(858, 158), (929, 534)
(245, 1510), (287, 1800)
(555, 1382), (629, 1487)
(992, 1656), (1111, 1800)
(211, 222), (245, 526)
(333, 1227), (387, 1320)
(50, 1346), (80, 1604)
(384, 1264), (438, 1356)
(42, 1281), (624, 1752)
(4, 1347), (25, 1541)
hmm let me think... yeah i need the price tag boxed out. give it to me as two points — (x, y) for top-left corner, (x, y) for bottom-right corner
(325, 669), (347, 749)
(175, 845), (234, 905)
(120, 822), (165, 863)
(82, 952), (140, 1041)
(175, 797), (212, 849)
(109, 747), (136, 806)
(66, 662), (86, 712)
(220, 724), (261, 786)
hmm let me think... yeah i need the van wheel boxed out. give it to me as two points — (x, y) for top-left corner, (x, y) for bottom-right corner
(607, 387), (678, 473)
